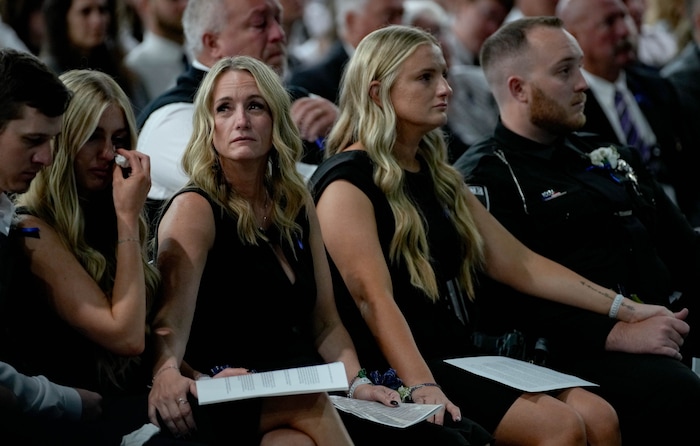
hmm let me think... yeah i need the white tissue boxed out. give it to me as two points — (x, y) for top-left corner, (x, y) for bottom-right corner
(114, 154), (130, 168)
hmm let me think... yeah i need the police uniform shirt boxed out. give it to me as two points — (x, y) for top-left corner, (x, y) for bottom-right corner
(457, 121), (699, 308)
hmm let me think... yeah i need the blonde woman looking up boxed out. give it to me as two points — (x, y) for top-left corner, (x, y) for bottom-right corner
(147, 55), (434, 445)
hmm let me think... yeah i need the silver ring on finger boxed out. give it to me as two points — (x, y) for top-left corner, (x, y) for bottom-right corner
(178, 397), (188, 405)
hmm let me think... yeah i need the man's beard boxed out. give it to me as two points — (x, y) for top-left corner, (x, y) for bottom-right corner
(530, 84), (586, 135)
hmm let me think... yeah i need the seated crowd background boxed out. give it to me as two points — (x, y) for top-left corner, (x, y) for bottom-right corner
(1, 0), (700, 444)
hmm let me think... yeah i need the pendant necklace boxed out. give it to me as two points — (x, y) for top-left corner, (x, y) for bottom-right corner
(258, 193), (270, 231)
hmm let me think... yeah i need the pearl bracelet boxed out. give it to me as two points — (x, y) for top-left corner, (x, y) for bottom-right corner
(347, 377), (372, 399)
(608, 294), (624, 319)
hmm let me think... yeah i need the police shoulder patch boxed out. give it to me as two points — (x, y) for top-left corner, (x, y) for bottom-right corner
(468, 184), (490, 211)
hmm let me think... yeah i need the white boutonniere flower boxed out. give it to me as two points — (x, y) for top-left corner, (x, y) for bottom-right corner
(589, 146), (619, 169)
(588, 146), (638, 187)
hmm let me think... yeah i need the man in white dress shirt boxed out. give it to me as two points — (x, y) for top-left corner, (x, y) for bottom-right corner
(557, 0), (698, 225)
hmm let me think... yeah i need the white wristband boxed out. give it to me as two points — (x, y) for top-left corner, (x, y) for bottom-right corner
(608, 294), (624, 319)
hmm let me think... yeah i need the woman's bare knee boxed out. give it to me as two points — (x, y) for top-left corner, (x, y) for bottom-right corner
(493, 393), (586, 446)
(557, 388), (621, 446)
(260, 393), (353, 446)
(261, 428), (316, 446)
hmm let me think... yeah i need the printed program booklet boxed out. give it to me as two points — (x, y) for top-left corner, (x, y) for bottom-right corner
(444, 356), (598, 393)
(196, 362), (348, 405)
(330, 395), (443, 429)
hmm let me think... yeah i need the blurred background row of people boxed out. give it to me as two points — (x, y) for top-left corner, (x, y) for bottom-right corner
(0, 0), (692, 103)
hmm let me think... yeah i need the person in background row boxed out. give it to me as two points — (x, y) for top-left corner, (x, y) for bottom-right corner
(278, 0), (308, 76)
(504, 0), (559, 22)
(556, 0), (699, 227)
(0, 47), (103, 446)
(646, 0), (691, 53)
(0, 0), (45, 55)
(287, 0), (405, 104)
(443, 0), (513, 67)
(309, 24), (654, 446)
(282, 0), (336, 78)
(455, 16), (700, 445)
(125, 0), (188, 103)
(623, 0), (682, 68)
(6, 68), (160, 445)
(40, 0), (147, 110)
(660, 0), (700, 229)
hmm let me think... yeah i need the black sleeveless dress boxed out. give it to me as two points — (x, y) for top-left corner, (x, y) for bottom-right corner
(310, 151), (521, 434)
(159, 186), (493, 445)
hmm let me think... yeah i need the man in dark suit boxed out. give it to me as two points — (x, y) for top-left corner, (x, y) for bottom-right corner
(454, 16), (700, 445)
(661, 0), (700, 228)
(287, 0), (405, 103)
(556, 0), (698, 226)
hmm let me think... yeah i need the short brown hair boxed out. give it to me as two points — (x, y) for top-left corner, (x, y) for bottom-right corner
(0, 48), (71, 131)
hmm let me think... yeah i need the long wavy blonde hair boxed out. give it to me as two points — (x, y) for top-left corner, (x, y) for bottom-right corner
(15, 69), (160, 388)
(326, 25), (485, 301)
(182, 55), (309, 250)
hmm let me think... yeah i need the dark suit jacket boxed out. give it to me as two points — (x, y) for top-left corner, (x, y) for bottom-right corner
(662, 42), (700, 108)
(287, 40), (349, 103)
(581, 63), (697, 225)
(661, 42), (700, 226)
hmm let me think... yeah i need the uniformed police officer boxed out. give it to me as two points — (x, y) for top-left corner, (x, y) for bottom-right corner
(454, 16), (700, 445)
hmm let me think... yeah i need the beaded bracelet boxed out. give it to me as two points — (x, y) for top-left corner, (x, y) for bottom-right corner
(348, 377), (372, 398)
(608, 294), (624, 319)
(407, 382), (441, 402)
(347, 369), (373, 398)
(348, 368), (367, 387)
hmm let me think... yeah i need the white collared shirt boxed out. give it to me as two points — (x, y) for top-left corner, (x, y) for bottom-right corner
(0, 193), (15, 236)
(136, 60), (210, 201)
(125, 32), (187, 102)
(582, 70), (657, 148)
